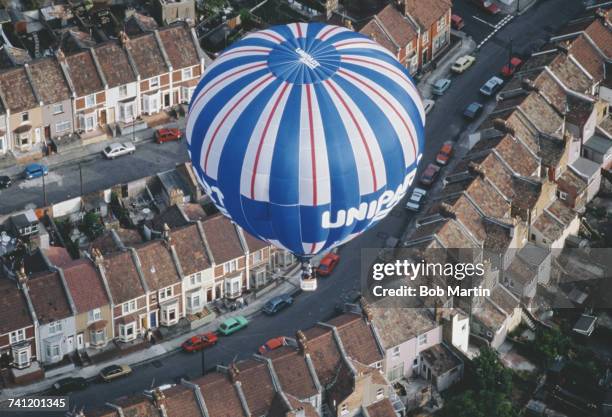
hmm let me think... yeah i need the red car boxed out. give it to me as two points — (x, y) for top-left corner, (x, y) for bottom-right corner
(155, 128), (182, 144)
(181, 332), (218, 352)
(472, 0), (500, 14)
(258, 336), (286, 355)
(420, 163), (441, 186)
(501, 57), (523, 77)
(451, 14), (464, 30)
(317, 253), (340, 276)
(435, 142), (454, 166)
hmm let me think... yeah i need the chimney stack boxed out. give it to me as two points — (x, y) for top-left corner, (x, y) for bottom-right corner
(467, 161), (486, 179)
(360, 298), (373, 321)
(228, 363), (240, 383)
(92, 248), (104, 267)
(17, 266), (28, 286)
(119, 31), (130, 46)
(162, 223), (171, 245)
(439, 202), (456, 219)
(153, 388), (167, 413)
(296, 330), (308, 354)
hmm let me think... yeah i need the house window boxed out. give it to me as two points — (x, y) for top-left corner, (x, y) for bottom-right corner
(387, 363), (404, 381)
(142, 92), (160, 115)
(17, 132), (29, 146)
(119, 85), (128, 98)
(224, 275), (242, 298)
(21, 112), (29, 123)
(181, 86), (195, 103)
(392, 346), (400, 358)
(162, 306), (178, 325)
(182, 67), (193, 80)
(10, 329), (26, 344)
(422, 30), (429, 44)
(119, 322), (136, 341)
(437, 15), (446, 31)
(150, 77), (159, 89)
(90, 328), (106, 346)
(187, 292), (201, 310)
(122, 300), (137, 315)
(224, 259), (238, 274)
(340, 404), (348, 416)
(79, 113), (97, 132)
(85, 94), (95, 107)
(52, 103), (64, 114)
(252, 250), (263, 263)
(55, 120), (71, 134)
(413, 358), (418, 366)
(558, 191), (568, 200)
(13, 346), (30, 367)
(159, 287), (173, 301)
(119, 101), (135, 123)
(48, 321), (63, 334)
(376, 387), (384, 400)
(375, 361), (382, 369)
(190, 272), (202, 286)
(88, 308), (102, 323)
(418, 333), (427, 346)
(46, 343), (61, 359)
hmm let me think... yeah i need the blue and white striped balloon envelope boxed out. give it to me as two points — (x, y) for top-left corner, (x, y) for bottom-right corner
(187, 23), (425, 259)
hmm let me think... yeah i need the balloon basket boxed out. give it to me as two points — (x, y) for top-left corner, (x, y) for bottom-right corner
(300, 277), (317, 291)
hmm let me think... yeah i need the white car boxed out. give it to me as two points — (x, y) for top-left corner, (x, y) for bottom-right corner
(423, 99), (435, 115)
(405, 188), (427, 211)
(451, 55), (476, 74)
(479, 76), (504, 96)
(103, 142), (136, 159)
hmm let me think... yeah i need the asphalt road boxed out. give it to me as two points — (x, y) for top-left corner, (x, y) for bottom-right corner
(5, 1), (585, 414)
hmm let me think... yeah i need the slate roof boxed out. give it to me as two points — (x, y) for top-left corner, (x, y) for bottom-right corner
(94, 42), (137, 88)
(196, 373), (246, 417)
(170, 223), (211, 276)
(125, 33), (168, 80)
(102, 250), (145, 304)
(135, 240), (181, 291)
(62, 259), (109, 314)
(0, 67), (37, 112)
(200, 214), (244, 263)
(235, 359), (276, 417)
(157, 24), (199, 70)
(65, 50), (104, 97)
(28, 57), (71, 105)
(27, 271), (72, 324)
(0, 278), (33, 334)
(420, 344), (461, 375)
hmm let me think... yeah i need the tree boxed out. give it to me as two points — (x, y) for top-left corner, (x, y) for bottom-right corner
(81, 212), (104, 240)
(532, 327), (569, 365)
(441, 347), (518, 417)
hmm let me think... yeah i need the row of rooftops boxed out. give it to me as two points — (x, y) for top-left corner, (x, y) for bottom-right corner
(75, 312), (402, 417)
(405, 10), (612, 252)
(0, 21), (203, 114)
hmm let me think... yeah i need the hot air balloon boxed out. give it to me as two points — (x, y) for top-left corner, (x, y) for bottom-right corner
(187, 23), (425, 290)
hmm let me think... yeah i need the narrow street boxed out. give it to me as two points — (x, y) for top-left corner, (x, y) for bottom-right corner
(3, 1), (585, 415)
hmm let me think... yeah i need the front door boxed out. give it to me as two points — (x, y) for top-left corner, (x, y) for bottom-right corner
(44, 125), (51, 139)
(67, 335), (74, 352)
(150, 311), (158, 328)
(164, 93), (170, 108)
(99, 109), (107, 126)
(76, 333), (84, 350)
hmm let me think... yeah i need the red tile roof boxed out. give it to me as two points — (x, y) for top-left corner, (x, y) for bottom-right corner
(170, 224), (211, 276)
(45, 246), (72, 267)
(0, 67), (37, 112)
(196, 373), (246, 417)
(28, 57), (72, 105)
(164, 385), (203, 417)
(405, 0), (450, 30)
(158, 24), (200, 70)
(269, 347), (318, 400)
(62, 259), (109, 314)
(200, 214), (245, 264)
(65, 50), (104, 97)
(102, 250), (146, 304)
(328, 313), (383, 366)
(302, 324), (342, 386)
(584, 19), (612, 58)
(125, 33), (168, 80)
(0, 278), (33, 334)
(94, 42), (137, 88)
(366, 398), (397, 417)
(235, 359), (276, 417)
(135, 240), (181, 291)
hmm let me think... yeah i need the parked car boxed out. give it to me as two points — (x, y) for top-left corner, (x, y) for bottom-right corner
(317, 252), (340, 276)
(451, 14), (464, 30)
(501, 57), (523, 77)
(262, 294), (294, 315)
(100, 364), (132, 382)
(23, 163), (48, 180)
(435, 142), (454, 165)
(155, 128), (182, 144)
(472, 0), (500, 14)
(102, 142), (136, 159)
(0, 175), (11, 189)
(181, 332), (218, 352)
(52, 377), (88, 393)
(258, 336), (286, 354)
(423, 99), (435, 115)
(464, 102), (484, 119)
(432, 78), (451, 96)
(420, 163), (441, 186)
(405, 187), (427, 212)
(479, 76), (504, 96)
(451, 55), (476, 74)
(217, 316), (249, 336)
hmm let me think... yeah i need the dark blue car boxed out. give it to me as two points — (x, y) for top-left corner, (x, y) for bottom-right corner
(23, 163), (48, 180)
(262, 294), (294, 315)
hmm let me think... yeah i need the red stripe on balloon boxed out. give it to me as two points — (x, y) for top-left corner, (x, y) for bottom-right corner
(306, 84), (318, 207)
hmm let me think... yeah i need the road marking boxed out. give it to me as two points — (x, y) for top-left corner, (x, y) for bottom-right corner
(472, 15), (497, 29)
(476, 14), (515, 50)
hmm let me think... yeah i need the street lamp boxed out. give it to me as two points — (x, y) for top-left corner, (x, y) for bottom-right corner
(42, 171), (47, 207)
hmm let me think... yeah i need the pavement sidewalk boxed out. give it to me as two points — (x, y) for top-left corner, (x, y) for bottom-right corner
(0, 262), (306, 401)
(0, 118), (187, 179)
(417, 35), (477, 99)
